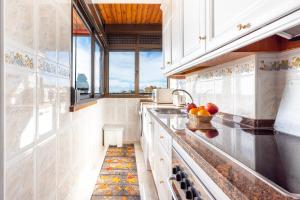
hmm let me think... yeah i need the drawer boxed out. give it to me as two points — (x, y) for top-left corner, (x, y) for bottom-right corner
(158, 126), (172, 155)
(156, 152), (172, 200)
(158, 143), (172, 178)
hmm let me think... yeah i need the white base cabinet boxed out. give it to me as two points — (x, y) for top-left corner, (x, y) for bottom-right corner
(141, 109), (172, 200)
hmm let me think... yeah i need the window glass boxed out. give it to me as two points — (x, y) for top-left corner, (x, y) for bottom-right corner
(139, 51), (167, 93)
(72, 8), (92, 99)
(109, 51), (135, 94)
(95, 41), (103, 94)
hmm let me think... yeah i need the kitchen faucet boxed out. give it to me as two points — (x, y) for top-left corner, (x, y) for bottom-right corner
(172, 89), (194, 104)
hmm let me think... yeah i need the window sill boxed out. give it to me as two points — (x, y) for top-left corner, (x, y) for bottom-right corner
(103, 94), (152, 98)
(70, 99), (98, 112)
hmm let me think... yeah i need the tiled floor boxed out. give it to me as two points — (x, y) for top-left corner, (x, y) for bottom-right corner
(134, 144), (159, 200)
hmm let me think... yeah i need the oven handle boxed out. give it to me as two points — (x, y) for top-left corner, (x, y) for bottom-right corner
(168, 176), (179, 200)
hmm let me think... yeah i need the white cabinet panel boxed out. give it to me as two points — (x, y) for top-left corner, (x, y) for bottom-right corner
(206, 0), (300, 51)
(162, 0), (172, 70)
(171, 0), (183, 65)
(182, 0), (206, 63)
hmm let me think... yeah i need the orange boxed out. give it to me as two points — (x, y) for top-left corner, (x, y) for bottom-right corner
(197, 109), (211, 116)
(198, 105), (205, 110)
(189, 108), (198, 115)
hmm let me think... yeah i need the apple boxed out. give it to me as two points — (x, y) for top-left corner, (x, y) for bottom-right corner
(186, 103), (197, 112)
(203, 130), (219, 138)
(205, 103), (219, 115)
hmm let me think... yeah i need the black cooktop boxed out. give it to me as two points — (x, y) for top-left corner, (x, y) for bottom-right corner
(151, 109), (300, 195)
(187, 118), (300, 195)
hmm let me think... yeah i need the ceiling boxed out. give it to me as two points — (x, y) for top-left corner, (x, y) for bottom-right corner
(96, 4), (162, 24)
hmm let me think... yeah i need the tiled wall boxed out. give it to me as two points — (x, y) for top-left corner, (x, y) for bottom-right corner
(170, 49), (300, 120)
(100, 98), (140, 143)
(171, 55), (257, 118)
(3, 0), (104, 200)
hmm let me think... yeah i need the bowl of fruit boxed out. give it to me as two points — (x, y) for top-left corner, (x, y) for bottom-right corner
(186, 102), (219, 125)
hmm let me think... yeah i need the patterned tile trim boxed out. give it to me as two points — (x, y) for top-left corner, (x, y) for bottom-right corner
(57, 65), (70, 79)
(259, 57), (300, 71)
(4, 48), (34, 70)
(37, 57), (57, 75)
(187, 60), (255, 82)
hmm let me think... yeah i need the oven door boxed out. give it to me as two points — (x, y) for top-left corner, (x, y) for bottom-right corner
(169, 141), (230, 200)
(168, 147), (215, 200)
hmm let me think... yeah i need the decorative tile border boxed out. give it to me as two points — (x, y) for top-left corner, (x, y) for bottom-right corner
(57, 65), (70, 79)
(4, 48), (34, 70)
(37, 57), (57, 75)
(259, 56), (300, 71)
(186, 61), (254, 83)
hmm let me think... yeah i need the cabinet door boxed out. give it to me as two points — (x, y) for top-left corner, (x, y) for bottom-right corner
(171, 0), (183, 66)
(162, 0), (172, 70)
(182, 0), (206, 63)
(206, 0), (300, 51)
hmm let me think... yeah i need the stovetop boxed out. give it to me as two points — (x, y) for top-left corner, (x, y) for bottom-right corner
(151, 110), (300, 195)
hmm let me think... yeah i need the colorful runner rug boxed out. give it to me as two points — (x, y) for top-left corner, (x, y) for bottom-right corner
(91, 144), (141, 200)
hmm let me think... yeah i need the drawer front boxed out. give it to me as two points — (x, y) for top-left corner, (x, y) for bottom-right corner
(158, 126), (172, 155)
(156, 152), (172, 200)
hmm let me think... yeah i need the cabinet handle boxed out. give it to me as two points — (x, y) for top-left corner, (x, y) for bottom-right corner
(237, 23), (251, 31)
(160, 158), (164, 161)
(160, 136), (164, 139)
(166, 61), (171, 64)
(199, 36), (206, 40)
(160, 180), (164, 184)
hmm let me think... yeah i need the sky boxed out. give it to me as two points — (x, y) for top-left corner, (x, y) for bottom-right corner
(109, 51), (167, 93)
(74, 36), (167, 94)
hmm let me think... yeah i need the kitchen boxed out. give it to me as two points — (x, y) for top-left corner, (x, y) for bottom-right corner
(1, 0), (300, 200)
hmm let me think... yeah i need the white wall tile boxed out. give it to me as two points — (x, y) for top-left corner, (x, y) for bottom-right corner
(37, 0), (57, 62)
(5, 68), (36, 160)
(37, 74), (57, 140)
(36, 136), (57, 200)
(4, 0), (34, 50)
(5, 149), (34, 200)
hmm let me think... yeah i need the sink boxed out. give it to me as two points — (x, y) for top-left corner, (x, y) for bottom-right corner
(153, 108), (186, 115)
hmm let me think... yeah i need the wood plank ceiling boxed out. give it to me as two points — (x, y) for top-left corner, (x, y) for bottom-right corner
(96, 4), (162, 24)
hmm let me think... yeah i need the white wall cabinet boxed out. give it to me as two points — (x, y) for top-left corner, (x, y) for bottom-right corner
(161, 0), (300, 75)
(162, 0), (172, 70)
(170, 0), (183, 66)
(182, 0), (206, 64)
(206, 0), (300, 51)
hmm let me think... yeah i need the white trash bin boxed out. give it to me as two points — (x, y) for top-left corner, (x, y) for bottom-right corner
(103, 124), (124, 147)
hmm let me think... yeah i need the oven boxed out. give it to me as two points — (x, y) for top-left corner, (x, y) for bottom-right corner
(168, 141), (230, 200)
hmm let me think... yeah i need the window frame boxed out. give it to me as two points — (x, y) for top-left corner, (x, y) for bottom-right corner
(106, 47), (168, 97)
(71, 2), (105, 108)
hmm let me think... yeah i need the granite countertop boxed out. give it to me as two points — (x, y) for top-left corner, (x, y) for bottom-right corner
(144, 104), (300, 200)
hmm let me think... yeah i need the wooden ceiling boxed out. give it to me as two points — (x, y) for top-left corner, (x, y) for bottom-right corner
(96, 4), (162, 24)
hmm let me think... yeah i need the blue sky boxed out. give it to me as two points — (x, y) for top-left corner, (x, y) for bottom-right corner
(109, 51), (167, 93)
(75, 36), (167, 93)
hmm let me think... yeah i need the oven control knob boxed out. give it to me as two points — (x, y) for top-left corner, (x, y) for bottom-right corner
(176, 172), (182, 182)
(185, 189), (193, 199)
(181, 172), (187, 179)
(185, 179), (191, 188)
(180, 178), (187, 189)
(172, 166), (180, 174)
(194, 197), (202, 200)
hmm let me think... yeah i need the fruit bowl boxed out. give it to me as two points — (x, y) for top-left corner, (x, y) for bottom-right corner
(188, 113), (213, 124)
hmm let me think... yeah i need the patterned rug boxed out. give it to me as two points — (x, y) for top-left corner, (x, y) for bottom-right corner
(91, 144), (141, 200)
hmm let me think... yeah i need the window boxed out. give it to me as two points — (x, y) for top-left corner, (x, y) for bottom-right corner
(95, 41), (104, 95)
(109, 51), (135, 94)
(108, 50), (167, 95)
(71, 5), (105, 107)
(73, 7), (92, 99)
(139, 51), (166, 93)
